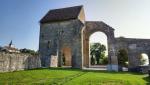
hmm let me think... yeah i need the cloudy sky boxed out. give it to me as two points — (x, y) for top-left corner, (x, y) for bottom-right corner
(0, 0), (150, 50)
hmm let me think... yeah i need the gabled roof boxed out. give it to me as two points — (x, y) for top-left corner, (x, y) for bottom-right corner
(40, 5), (83, 23)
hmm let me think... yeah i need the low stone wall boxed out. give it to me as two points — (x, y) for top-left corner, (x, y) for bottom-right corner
(0, 52), (41, 72)
(128, 66), (149, 73)
(139, 66), (149, 74)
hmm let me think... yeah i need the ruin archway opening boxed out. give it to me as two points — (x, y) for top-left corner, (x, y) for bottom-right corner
(61, 47), (72, 67)
(117, 49), (129, 71)
(140, 53), (149, 66)
(89, 32), (108, 69)
(82, 22), (118, 71)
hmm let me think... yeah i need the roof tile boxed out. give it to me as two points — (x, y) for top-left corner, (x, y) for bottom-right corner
(40, 5), (83, 23)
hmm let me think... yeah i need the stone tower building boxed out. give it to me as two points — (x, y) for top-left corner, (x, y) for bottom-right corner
(39, 6), (85, 68)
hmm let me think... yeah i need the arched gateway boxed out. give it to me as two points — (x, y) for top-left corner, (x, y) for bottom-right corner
(83, 21), (118, 71)
(39, 5), (118, 71)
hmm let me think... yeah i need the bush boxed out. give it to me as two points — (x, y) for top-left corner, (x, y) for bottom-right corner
(101, 57), (108, 64)
(117, 49), (128, 67)
(20, 48), (38, 55)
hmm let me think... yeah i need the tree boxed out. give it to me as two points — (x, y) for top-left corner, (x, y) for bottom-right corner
(90, 43), (106, 65)
(20, 48), (38, 55)
(117, 49), (128, 67)
(91, 55), (95, 65)
(101, 56), (108, 64)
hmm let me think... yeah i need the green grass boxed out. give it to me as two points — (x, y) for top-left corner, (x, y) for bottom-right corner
(0, 68), (149, 85)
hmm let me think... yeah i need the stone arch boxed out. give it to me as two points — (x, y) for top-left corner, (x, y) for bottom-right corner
(82, 21), (118, 71)
(127, 50), (150, 72)
(136, 52), (150, 73)
(139, 53), (149, 66)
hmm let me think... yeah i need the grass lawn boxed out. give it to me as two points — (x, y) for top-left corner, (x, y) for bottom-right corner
(0, 68), (149, 85)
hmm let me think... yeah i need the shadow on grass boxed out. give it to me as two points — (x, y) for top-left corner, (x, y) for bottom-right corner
(143, 76), (150, 85)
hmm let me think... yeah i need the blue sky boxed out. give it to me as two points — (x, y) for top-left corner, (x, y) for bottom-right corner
(0, 0), (150, 51)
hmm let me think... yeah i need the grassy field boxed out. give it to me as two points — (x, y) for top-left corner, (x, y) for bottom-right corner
(0, 68), (149, 85)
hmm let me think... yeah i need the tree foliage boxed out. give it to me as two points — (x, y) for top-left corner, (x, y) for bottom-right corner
(90, 43), (106, 65)
(20, 48), (38, 55)
(117, 49), (128, 67)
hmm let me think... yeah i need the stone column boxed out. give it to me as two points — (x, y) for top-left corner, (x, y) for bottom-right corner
(57, 50), (62, 67)
(107, 44), (118, 71)
(83, 37), (90, 68)
(57, 29), (63, 67)
(128, 52), (140, 71)
(71, 37), (83, 69)
(107, 32), (118, 71)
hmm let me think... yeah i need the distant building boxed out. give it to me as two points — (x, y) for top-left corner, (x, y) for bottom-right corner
(0, 40), (20, 53)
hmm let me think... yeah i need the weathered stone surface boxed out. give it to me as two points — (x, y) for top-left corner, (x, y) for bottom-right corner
(39, 5), (150, 72)
(115, 38), (150, 72)
(50, 55), (58, 67)
(39, 19), (84, 68)
(39, 6), (119, 71)
(0, 52), (41, 72)
(83, 21), (118, 71)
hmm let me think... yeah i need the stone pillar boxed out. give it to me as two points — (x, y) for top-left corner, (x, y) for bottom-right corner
(57, 42), (62, 67)
(128, 52), (140, 71)
(83, 37), (90, 68)
(71, 37), (83, 69)
(107, 44), (118, 71)
(107, 32), (118, 71)
(57, 30), (64, 67)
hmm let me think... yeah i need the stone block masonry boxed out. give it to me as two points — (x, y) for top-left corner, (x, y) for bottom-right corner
(39, 5), (150, 72)
(0, 52), (41, 72)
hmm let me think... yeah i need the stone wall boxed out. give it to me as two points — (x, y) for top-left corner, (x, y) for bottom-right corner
(39, 19), (84, 68)
(0, 52), (41, 72)
(115, 37), (150, 72)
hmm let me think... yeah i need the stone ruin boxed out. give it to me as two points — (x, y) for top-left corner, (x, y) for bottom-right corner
(39, 5), (150, 72)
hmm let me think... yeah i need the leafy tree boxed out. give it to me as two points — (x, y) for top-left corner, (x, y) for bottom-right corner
(117, 49), (128, 67)
(20, 48), (38, 55)
(90, 43), (106, 65)
(91, 55), (95, 65)
(100, 54), (108, 65)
